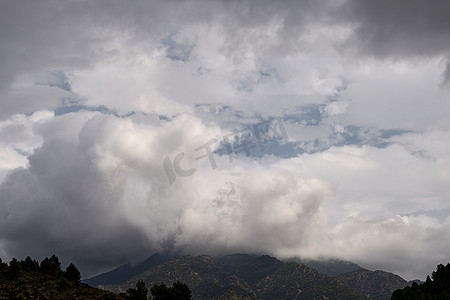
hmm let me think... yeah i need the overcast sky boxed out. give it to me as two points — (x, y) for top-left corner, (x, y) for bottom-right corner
(1, 0), (450, 280)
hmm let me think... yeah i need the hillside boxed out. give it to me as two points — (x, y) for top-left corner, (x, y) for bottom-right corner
(293, 258), (364, 277)
(106, 254), (367, 300)
(0, 257), (125, 300)
(339, 269), (407, 300)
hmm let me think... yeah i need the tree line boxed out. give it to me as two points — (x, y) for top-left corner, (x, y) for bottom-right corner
(391, 263), (450, 299)
(1, 255), (193, 300)
(123, 279), (193, 300)
(0, 254), (80, 282)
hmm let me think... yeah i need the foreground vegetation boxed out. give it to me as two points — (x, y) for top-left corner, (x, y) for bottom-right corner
(124, 280), (192, 300)
(391, 263), (450, 299)
(0, 255), (192, 299)
(0, 255), (126, 299)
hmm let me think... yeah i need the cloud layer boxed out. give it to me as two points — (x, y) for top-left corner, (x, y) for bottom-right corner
(1, 0), (450, 280)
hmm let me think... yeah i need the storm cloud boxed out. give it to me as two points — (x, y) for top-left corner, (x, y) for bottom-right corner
(1, 0), (449, 280)
(337, 0), (450, 58)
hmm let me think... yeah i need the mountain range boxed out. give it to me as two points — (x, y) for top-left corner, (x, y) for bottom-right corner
(85, 253), (407, 300)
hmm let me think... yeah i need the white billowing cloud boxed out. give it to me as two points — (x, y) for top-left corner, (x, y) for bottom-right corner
(0, 111), (449, 280)
(287, 138), (450, 222)
(173, 167), (332, 255)
(0, 148), (28, 181)
(0, 112), (331, 275)
(249, 133), (449, 280)
(0, 110), (55, 181)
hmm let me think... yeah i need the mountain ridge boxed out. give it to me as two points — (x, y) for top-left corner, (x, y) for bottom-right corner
(85, 253), (408, 299)
(100, 253), (399, 299)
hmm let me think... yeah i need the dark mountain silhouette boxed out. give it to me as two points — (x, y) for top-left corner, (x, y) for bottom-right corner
(106, 254), (368, 299)
(83, 252), (174, 286)
(83, 253), (411, 299)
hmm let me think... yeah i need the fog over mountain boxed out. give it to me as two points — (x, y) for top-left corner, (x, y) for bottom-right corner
(1, 0), (449, 280)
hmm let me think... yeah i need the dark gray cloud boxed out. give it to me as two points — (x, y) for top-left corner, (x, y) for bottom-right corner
(0, 116), (156, 275)
(443, 58), (450, 85)
(337, 0), (450, 58)
(0, 1), (96, 84)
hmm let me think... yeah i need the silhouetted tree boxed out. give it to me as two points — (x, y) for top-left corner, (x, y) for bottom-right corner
(126, 280), (148, 300)
(0, 257), (6, 270)
(21, 256), (39, 272)
(150, 281), (192, 300)
(64, 263), (81, 282)
(391, 263), (450, 299)
(170, 281), (192, 300)
(40, 254), (62, 276)
(150, 283), (170, 300)
(7, 258), (20, 280)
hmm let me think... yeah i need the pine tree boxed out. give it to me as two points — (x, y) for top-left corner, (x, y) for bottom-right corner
(21, 256), (39, 272)
(0, 257), (6, 270)
(40, 254), (62, 276)
(150, 281), (192, 300)
(7, 258), (20, 280)
(126, 280), (148, 300)
(64, 263), (81, 282)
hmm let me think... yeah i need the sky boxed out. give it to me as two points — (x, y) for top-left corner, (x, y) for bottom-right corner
(0, 0), (450, 281)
